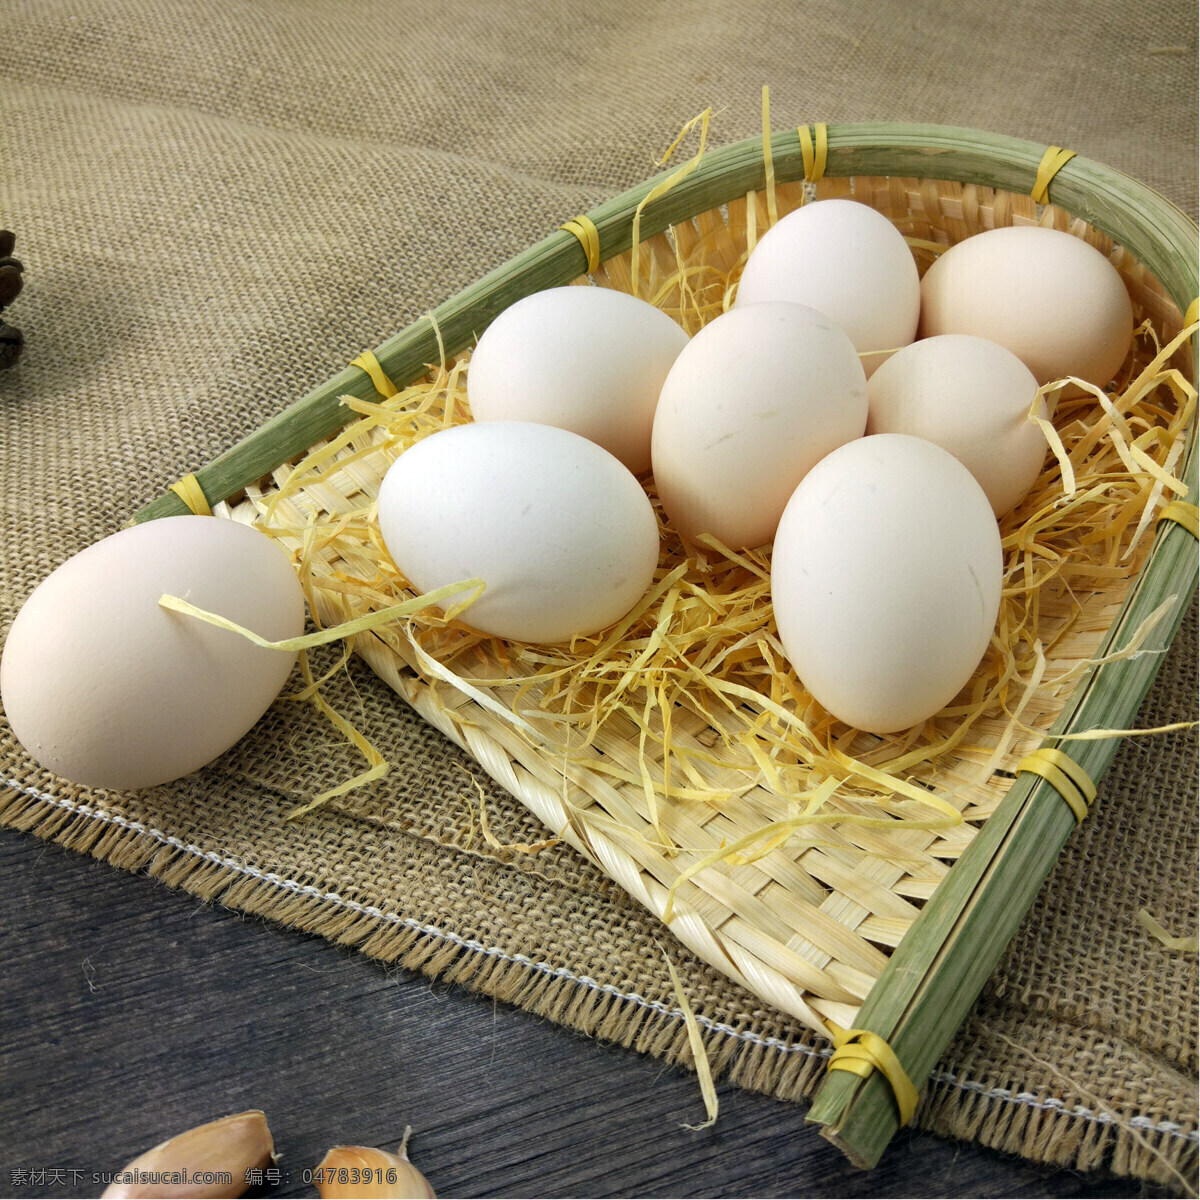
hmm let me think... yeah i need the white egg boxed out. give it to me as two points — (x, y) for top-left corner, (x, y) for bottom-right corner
(466, 285), (690, 474)
(735, 199), (921, 376)
(771, 434), (1003, 733)
(919, 226), (1134, 388)
(0, 516), (305, 790)
(376, 421), (660, 643)
(867, 334), (1048, 516)
(650, 302), (867, 550)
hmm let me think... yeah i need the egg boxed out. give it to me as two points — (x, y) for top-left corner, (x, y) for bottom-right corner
(771, 434), (1003, 733)
(866, 334), (1048, 516)
(466, 285), (689, 474)
(650, 302), (867, 550)
(918, 226), (1134, 388)
(376, 421), (660, 643)
(0, 515), (305, 791)
(734, 199), (921, 376)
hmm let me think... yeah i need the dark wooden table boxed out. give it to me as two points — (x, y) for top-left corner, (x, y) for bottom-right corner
(1, 825), (1172, 1200)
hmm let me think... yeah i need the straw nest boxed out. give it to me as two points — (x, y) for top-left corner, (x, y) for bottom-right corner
(215, 169), (1195, 1035)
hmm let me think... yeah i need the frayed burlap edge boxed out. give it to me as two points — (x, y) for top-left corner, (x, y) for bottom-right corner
(921, 1066), (1197, 1193)
(3, 779), (1196, 1192)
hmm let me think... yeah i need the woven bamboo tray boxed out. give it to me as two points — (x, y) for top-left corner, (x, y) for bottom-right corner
(134, 122), (1199, 1167)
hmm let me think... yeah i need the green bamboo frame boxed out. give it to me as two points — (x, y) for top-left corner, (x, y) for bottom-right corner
(132, 123), (1199, 1169)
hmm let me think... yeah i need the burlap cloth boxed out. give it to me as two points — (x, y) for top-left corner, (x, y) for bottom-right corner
(2, 0), (1197, 1190)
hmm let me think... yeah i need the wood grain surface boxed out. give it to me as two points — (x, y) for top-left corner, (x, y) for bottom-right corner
(0, 828), (1172, 1199)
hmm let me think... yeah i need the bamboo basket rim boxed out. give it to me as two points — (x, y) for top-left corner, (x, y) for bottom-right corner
(133, 120), (1199, 1171)
(134, 120), (1200, 528)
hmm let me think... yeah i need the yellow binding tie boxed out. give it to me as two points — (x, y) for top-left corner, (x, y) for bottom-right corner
(560, 215), (601, 275)
(1157, 500), (1199, 539)
(761, 85), (778, 226)
(350, 350), (398, 399)
(168, 472), (212, 516)
(799, 123), (828, 183)
(1017, 747), (1096, 825)
(827, 1024), (919, 1126)
(1031, 145), (1076, 204)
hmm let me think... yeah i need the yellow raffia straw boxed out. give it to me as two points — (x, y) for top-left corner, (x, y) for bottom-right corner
(350, 350), (399, 398)
(286, 646), (389, 818)
(638, 688), (669, 849)
(663, 777), (832, 921)
(427, 308), (449, 376)
(827, 1023), (920, 1126)
(459, 767), (560, 854)
(157, 577), (487, 652)
(168, 473), (212, 516)
(402, 626), (541, 740)
(560, 215), (601, 275)
(760, 85), (778, 228)
(630, 107), (713, 298)
(280, 647), (353, 702)
(1031, 145), (1076, 204)
(1046, 596), (1173, 686)
(798, 122), (828, 183)
(825, 747), (962, 819)
(976, 600), (1198, 743)
(1051, 720), (1198, 740)
(157, 574), (488, 815)
(1017, 747), (1095, 824)
(1028, 380), (1077, 494)
(660, 779), (963, 923)
(662, 949), (719, 1130)
(1158, 499), (1199, 538)
(1137, 909), (1199, 953)
(903, 235), (950, 257)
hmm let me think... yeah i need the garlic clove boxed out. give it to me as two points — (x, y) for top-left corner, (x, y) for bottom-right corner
(315, 1140), (436, 1199)
(100, 1109), (275, 1199)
